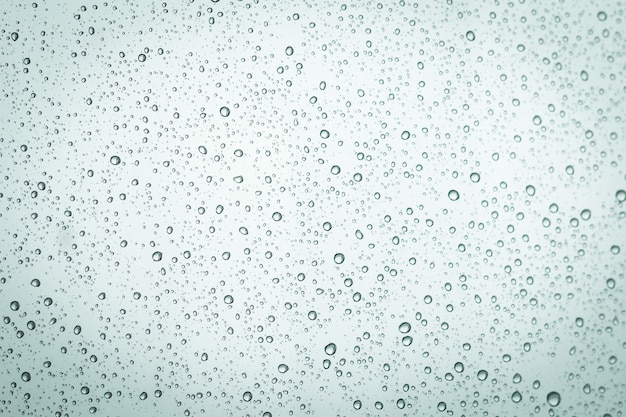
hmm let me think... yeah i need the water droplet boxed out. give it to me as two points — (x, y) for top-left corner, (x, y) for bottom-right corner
(11, 32), (19, 41)
(398, 322), (411, 333)
(401, 335), (413, 346)
(272, 212), (283, 221)
(278, 364), (289, 373)
(333, 253), (345, 264)
(580, 209), (591, 220)
(220, 106), (230, 117)
(243, 391), (252, 401)
(401, 130), (410, 140)
(580, 70), (589, 81)
(30, 278), (40, 287)
(396, 398), (406, 409)
(285, 46), (294, 56)
(81, 386), (90, 394)
(322, 222), (332, 231)
(137, 53), (146, 62)
(73, 325), (82, 335)
(448, 189), (459, 201)
(616, 189), (625, 202)
(454, 362), (464, 373)
(110, 155), (121, 165)
(139, 392), (148, 400)
(525, 185), (536, 196)
(598, 11), (607, 21)
(330, 165), (341, 175)
(10, 301), (20, 311)
(547, 391), (561, 406)
(511, 391), (522, 403)
(152, 251), (163, 261)
(466, 30), (475, 41)
(224, 295), (234, 304)
(21, 372), (31, 382)
(610, 245), (620, 255)
(532, 115), (542, 125)
(437, 401), (447, 411)
(477, 370), (488, 381)
(470, 172), (480, 183)
(320, 129), (330, 139)
(353, 400), (362, 410)
(324, 343), (337, 355)
(308, 310), (317, 320)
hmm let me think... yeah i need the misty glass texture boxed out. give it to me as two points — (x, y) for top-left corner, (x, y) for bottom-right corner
(1, 1), (625, 416)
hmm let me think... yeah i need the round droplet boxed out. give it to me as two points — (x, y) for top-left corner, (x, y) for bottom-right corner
(320, 129), (330, 139)
(224, 295), (234, 304)
(437, 401), (447, 411)
(580, 209), (591, 220)
(278, 364), (289, 373)
(477, 370), (488, 381)
(401, 130), (410, 140)
(525, 185), (536, 196)
(330, 165), (341, 175)
(219, 106), (230, 117)
(448, 189), (459, 201)
(139, 392), (148, 400)
(11, 32), (19, 41)
(454, 362), (464, 373)
(272, 212), (283, 221)
(615, 189), (625, 202)
(401, 335), (413, 346)
(565, 165), (575, 175)
(137, 53), (146, 62)
(324, 343), (337, 355)
(152, 251), (163, 262)
(243, 391), (253, 401)
(466, 30), (475, 41)
(547, 391), (561, 406)
(398, 322), (411, 333)
(396, 398), (406, 409)
(470, 172), (480, 183)
(30, 278), (40, 287)
(110, 155), (121, 165)
(285, 46), (294, 56)
(610, 245), (620, 255)
(511, 391), (522, 403)
(575, 317), (584, 327)
(81, 386), (90, 395)
(597, 11), (607, 21)
(532, 115), (542, 125)
(10, 301), (20, 311)
(21, 372), (31, 382)
(353, 400), (362, 410)
(322, 222), (332, 231)
(333, 253), (345, 264)
(307, 310), (317, 320)
(73, 325), (82, 335)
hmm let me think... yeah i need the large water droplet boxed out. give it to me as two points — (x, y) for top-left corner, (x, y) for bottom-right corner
(324, 343), (337, 355)
(333, 253), (345, 264)
(547, 391), (561, 406)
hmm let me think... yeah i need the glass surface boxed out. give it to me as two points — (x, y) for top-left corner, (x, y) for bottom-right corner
(1, 1), (625, 416)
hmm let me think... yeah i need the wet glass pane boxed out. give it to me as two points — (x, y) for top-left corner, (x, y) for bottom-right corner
(1, 1), (625, 416)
